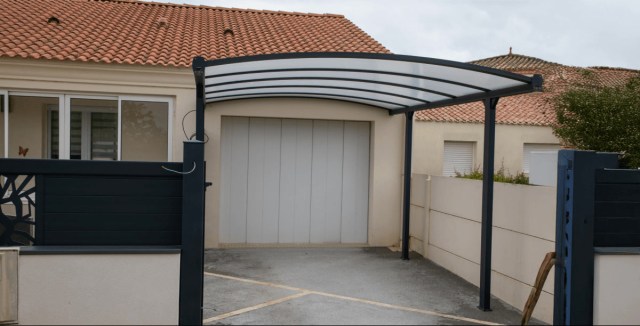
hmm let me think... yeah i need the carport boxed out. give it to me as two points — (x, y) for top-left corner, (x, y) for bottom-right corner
(187, 52), (542, 323)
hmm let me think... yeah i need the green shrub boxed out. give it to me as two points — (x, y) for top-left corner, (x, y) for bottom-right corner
(553, 76), (640, 168)
(455, 165), (529, 185)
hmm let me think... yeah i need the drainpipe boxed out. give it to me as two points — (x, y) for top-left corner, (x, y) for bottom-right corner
(401, 111), (414, 260)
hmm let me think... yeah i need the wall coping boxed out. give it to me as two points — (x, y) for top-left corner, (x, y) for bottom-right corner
(18, 246), (181, 255)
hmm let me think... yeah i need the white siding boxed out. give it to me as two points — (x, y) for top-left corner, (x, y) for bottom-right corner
(443, 141), (474, 177)
(220, 117), (370, 244)
(523, 143), (560, 173)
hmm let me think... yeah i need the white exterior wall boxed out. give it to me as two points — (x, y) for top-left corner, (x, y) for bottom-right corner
(413, 121), (560, 176)
(410, 175), (556, 324)
(594, 253), (640, 325)
(18, 253), (180, 325)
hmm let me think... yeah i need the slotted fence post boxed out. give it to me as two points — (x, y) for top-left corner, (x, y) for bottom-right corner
(179, 140), (206, 325)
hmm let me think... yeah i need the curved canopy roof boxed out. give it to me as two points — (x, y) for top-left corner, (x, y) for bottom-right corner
(197, 52), (543, 115)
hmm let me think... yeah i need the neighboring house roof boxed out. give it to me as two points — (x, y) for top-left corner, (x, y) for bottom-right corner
(416, 51), (640, 126)
(469, 52), (562, 72)
(0, 0), (389, 67)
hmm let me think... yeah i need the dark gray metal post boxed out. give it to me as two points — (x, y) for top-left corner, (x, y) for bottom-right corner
(479, 97), (498, 311)
(179, 140), (206, 325)
(180, 56), (207, 325)
(401, 111), (414, 260)
(193, 56), (206, 141)
(553, 150), (618, 325)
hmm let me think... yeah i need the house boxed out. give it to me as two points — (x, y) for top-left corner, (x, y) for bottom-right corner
(0, 0), (404, 248)
(413, 50), (640, 177)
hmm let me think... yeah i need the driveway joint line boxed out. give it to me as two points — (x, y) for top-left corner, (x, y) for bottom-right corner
(203, 291), (311, 324)
(204, 271), (503, 325)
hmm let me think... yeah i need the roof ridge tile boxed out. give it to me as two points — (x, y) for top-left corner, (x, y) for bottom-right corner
(91, 0), (345, 18)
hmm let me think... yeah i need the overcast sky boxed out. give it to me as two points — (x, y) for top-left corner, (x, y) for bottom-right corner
(169, 0), (640, 70)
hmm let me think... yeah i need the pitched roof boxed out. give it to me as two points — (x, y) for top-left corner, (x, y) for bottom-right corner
(416, 52), (640, 126)
(0, 0), (389, 67)
(469, 52), (562, 72)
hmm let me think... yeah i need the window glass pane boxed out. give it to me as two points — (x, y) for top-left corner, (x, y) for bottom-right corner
(91, 112), (118, 160)
(8, 95), (59, 159)
(70, 98), (117, 160)
(121, 100), (168, 161)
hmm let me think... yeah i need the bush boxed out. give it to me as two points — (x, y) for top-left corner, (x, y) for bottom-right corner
(455, 165), (529, 185)
(553, 76), (640, 168)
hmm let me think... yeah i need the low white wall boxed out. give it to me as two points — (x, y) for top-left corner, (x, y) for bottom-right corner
(593, 253), (640, 325)
(411, 175), (556, 324)
(18, 253), (180, 325)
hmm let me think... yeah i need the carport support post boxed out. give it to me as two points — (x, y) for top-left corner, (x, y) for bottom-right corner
(401, 111), (414, 260)
(479, 97), (499, 311)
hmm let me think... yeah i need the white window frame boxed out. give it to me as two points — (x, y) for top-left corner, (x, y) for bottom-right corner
(1, 90), (173, 161)
(1, 90), (8, 158)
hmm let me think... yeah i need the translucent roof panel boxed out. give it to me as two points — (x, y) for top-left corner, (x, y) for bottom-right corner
(198, 52), (542, 115)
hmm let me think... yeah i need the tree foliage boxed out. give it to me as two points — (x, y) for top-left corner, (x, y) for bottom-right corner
(553, 76), (640, 167)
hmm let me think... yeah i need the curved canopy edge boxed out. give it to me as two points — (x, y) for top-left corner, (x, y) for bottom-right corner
(193, 52), (543, 115)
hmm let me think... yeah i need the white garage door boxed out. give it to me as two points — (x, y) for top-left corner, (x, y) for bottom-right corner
(220, 117), (370, 244)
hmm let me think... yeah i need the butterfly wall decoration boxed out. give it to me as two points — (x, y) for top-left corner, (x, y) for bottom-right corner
(18, 146), (29, 157)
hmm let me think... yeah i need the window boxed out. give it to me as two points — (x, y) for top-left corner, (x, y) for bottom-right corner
(523, 143), (560, 173)
(1, 92), (172, 161)
(443, 141), (474, 177)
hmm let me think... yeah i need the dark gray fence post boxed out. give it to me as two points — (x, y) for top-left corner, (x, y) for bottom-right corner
(179, 140), (206, 325)
(553, 150), (618, 325)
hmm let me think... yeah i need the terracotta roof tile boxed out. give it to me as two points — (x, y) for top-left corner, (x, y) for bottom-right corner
(416, 53), (640, 126)
(0, 0), (389, 67)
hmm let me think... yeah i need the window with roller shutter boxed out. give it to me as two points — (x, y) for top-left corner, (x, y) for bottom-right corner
(443, 141), (475, 177)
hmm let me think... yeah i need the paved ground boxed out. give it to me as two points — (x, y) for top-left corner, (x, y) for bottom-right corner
(203, 247), (545, 325)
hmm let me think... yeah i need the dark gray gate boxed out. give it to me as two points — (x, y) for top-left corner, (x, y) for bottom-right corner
(554, 149), (640, 324)
(0, 159), (183, 246)
(0, 141), (206, 325)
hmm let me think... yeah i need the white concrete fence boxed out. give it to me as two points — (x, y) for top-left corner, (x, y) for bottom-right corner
(409, 174), (556, 324)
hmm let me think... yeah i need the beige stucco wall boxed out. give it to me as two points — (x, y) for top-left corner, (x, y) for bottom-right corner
(593, 253), (640, 325)
(413, 121), (560, 176)
(204, 98), (404, 248)
(18, 253), (180, 325)
(410, 175), (556, 324)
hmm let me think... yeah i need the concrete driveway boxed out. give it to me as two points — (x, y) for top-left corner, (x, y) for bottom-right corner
(203, 247), (544, 325)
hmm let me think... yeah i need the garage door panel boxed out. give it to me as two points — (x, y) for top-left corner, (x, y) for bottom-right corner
(278, 120), (297, 243)
(325, 121), (345, 243)
(221, 117), (249, 243)
(247, 118), (266, 243)
(293, 120), (313, 243)
(341, 121), (370, 243)
(310, 120), (329, 243)
(261, 118), (282, 243)
(310, 120), (345, 243)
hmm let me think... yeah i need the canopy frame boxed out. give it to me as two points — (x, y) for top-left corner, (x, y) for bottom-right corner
(192, 52), (543, 313)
